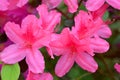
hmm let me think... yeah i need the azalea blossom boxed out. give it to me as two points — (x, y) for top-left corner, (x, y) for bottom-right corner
(0, 4), (61, 73)
(36, 4), (61, 57)
(50, 28), (98, 77)
(72, 10), (111, 39)
(0, 15), (46, 73)
(42, 0), (78, 13)
(26, 71), (53, 80)
(114, 63), (120, 73)
(0, 0), (28, 11)
(86, 0), (120, 11)
(50, 10), (111, 77)
(37, 4), (61, 33)
(72, 10), (111, 54)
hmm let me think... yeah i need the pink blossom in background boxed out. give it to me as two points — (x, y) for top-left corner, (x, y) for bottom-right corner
(6, 6), (31, 24)
(42, 0), (62, 9)
(37, 4), (61, 32)
(64, 0), (78, 13)
(42, 0), (78, 13)
(36, 4), (61, 57)
(0, 15), (50, 73)
(0, 5), (32, 33)
(114, 63), (120, 73)
(0, 0), (28, 11)
(26, 71), (53, 80)
(86, 0), (120, 11)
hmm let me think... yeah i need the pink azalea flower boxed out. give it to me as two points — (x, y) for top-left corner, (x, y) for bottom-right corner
(0, 6), (34, 53)
(72, 11), (111, 53)
(37, 4), (61, 32)
(0, 15), (51, 73)
(86, 0), (120, 11)
(0, 0), (28, 11)
(114, 63), (120, 73)
(26, 71), (53, 80)
(50, 10), (111, 77)
(36, 4), (61, 57)
(0, 4), (61, 73)
(42, 0), (78, 13)
(50, 28), (98, 77)
(72, 10), (111, 39)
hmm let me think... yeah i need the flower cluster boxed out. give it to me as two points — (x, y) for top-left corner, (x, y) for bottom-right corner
(0, 0), (120, 80)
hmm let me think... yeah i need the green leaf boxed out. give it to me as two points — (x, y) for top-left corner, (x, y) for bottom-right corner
(1, 63), (20, 80)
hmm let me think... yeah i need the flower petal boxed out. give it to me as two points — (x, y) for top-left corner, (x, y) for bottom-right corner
(33, 30), (51, 48)
(49, 28), (71, 56)
(0, 0), (9, 11)
(46, 10), (61, 31)
(26, 71), (40, 80)
(16, 0), (28, 7)
(74, 11), (103, 39)
(26, 71), (53, 80)
(37, 4), (61, 31)
(106, 0), (120, 10)
(1, 44), (26, 64)
(64, 0), (78, 13)
(55, 54), (74, 77)
(74, 11), (89, 32)
(90, 37), (109, 53)
(91, 3), (109, 19)
(114, 63), (120, 73)
(4, 22), (23, 44)
(21, 15), (39, 34)
(50, 47), (69, 56)
(86, 0), (105, 11)
(46, 46), (54, 58)
(39, 72), (53, 80)
(26, 49), (44, 73)
(97, 25), (112, 38)
(7, 0), (18, 10)
(37, 4), (48, 25)
(42, 0), (62, 9)
(75, 52), (98, 72)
